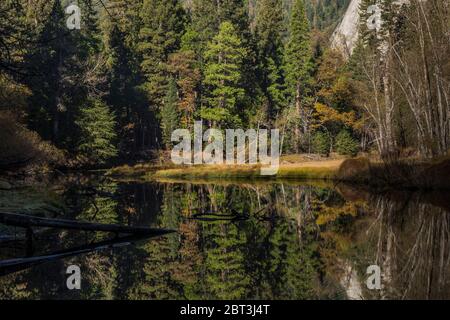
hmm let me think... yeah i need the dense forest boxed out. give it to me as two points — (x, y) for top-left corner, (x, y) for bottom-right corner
(1, 0), (450, 302)
(0, 0), (448, 172)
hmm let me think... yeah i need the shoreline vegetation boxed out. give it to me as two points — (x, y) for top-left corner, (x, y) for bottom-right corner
(0, 1), (448, 194)
(106, 154), (450, 190)
(2, 153), (449, 192)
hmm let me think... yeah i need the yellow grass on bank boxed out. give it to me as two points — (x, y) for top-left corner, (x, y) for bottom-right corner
(107, 156), (450, 189)
(151, 160), (345, 181)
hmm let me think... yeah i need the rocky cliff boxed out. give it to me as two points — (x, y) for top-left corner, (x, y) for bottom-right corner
(330, 0), (362, 57)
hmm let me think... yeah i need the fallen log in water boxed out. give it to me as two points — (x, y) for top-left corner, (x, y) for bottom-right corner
(0, 234), (166, 277)
(0, 211), (173, 236)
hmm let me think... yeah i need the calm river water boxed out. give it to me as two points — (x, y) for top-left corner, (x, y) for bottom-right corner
(1, 175), (450, 300)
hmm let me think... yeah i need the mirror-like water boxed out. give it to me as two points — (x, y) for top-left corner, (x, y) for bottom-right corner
(1, 176), (450, 300)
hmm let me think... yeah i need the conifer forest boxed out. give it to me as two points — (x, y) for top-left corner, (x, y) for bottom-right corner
(0, 0), (450, 302)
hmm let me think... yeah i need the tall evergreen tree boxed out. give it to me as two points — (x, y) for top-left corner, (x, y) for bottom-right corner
(105, 0), (144, 49)
(160, 78), (180, 149)
(25, 0), (87, 148)
(191, 0), (251, 56)
(191, 0), (258, 118)
(202, 21), (246, 127)
(101, 1), (158, 155)
(284, 0), (314, 151)
(168, 47), (201, 130)
(284, 0), (313, 103)
(138, 0), (186, 110)
(0, 0), (31, 76)
(76, 99), (118, 164)
(255, 0), (286, 120)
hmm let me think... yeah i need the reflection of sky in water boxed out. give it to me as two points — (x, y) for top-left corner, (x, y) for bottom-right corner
(1, 178), (450, 300)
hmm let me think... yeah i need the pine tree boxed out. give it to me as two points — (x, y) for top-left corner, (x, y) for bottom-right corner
(105, 0), (144, 49)
(255, 0), (285, 62)
(191, 0), (257, 117)
(202, 21), (246, 127)
(284, 0), (313, 102)
(304, 0), (351, 30)
(0, 0), (30, 76)
(76, 99), (118, 164)
(160, 78), (180, 149)
(25, 0), (76, 144)
(100, 1), (157, 154)
(191, 0), (252, 56)
(284, 0), (314, 152)
(78, 0), (101, 51)
(168, 48), (201, 130)
(255, 0), (286, 120)
(312, 131), (331, 156)
(139, 0), (186, 110)
(335, 129), (359, 156)
(190, 0), (219, 55)
(21, 0), (104, 153)
(104, 24), (143, 147)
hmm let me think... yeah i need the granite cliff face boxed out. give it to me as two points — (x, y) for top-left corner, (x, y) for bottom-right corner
(330, 0), (412, 57)
(330, 0), (362, 57)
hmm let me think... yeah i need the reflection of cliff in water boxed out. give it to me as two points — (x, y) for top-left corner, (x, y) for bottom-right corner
(1, 177), (450, 300)
(337, 189), (450, 300)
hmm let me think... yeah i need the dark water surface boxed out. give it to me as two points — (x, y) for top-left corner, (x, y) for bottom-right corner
(1, 175), (450, 300)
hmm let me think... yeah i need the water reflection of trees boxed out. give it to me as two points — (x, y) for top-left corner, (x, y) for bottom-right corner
(360, 193), (450, 300)
(1, 179), (450, 300)
(111, 182), (351, 300)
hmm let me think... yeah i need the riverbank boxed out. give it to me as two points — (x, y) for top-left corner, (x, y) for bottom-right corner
(107, 156), (450, 190)
(151, 160), (343, 181)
